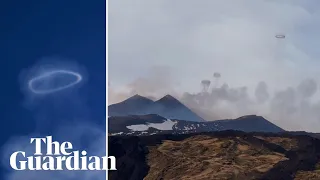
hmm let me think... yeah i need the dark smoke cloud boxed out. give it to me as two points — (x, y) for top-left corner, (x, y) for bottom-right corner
(297, 78), (318, 99)
(110, 69), (320, 132)
(181, 78), (320, 131)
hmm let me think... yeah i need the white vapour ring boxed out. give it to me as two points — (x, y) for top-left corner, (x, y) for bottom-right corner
(28, 70), (82, 94)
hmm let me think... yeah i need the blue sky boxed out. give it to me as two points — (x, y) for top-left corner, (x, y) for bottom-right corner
(0, 0), (105, 151)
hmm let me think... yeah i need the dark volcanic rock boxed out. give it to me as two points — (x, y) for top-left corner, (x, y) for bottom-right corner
(109, 136), (149, 180)
(214, 115), (285, 133)
(108, 114), (284, 135)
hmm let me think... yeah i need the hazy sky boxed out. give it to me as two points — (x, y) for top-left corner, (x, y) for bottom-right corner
(109, 0), (320, 132)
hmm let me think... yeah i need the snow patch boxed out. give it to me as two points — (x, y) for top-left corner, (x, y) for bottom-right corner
(126, 124), (149, 131)
(126, 119), (177, 131)
(110, 132), (123, 136)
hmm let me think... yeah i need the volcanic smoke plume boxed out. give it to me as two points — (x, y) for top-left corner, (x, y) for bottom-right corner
(2, 57), (106, 180)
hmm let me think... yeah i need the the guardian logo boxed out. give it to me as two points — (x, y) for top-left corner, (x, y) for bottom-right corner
(9, 136), (116, 171)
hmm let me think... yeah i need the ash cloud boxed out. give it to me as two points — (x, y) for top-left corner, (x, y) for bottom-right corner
(255, 81), (269, 104)
(2, 57), (106, 180)
(297, 78), (318, 99)
(181, 78), (320, 132)
(109, 66), (179, 104)
(109, 69), (320, 132)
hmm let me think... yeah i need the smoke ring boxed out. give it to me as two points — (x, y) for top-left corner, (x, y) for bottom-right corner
(28, 69), (82, 94)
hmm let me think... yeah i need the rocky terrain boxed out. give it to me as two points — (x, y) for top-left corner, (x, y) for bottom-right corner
(109, 131), (320, 180)
(108, 94), (320, 180)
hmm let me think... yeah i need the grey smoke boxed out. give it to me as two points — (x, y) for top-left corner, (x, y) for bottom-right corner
(182, 77), (320, 132)
(109, 65), (179, 104)
(109, 69), (320, 132)
(297, 78), (318, 99)
(128, 66), (173, 95)
(255, 81), (269, 103)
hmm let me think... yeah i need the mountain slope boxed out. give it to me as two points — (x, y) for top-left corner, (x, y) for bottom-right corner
(109, 131), (320, 180)
(109, 94), (205, 122)
(108, 94), (154, 116)
(214, 115), (285, 133)
(108, 114), (284, 135)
